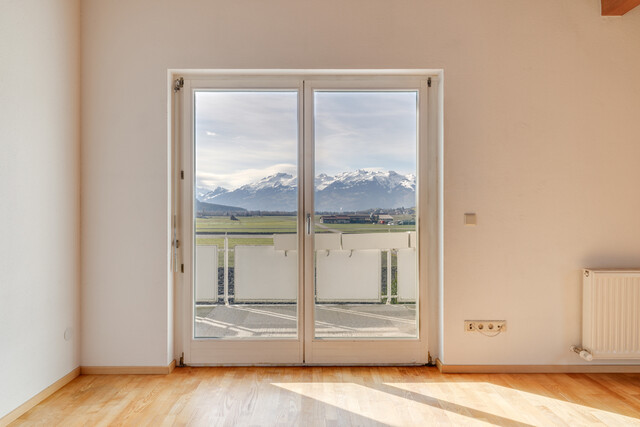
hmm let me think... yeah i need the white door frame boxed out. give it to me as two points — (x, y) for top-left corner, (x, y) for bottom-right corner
(172, 70), (441, 366)
(178, 77), (305, 365)
(303, 77), (430, 364)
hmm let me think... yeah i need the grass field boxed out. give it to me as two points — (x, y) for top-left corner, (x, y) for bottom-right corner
(197, 216), (297, 234)
(196, 215), (416, 237)
(316, 222), (415, 234)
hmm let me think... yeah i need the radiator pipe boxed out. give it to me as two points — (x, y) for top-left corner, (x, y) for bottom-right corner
(570, 345), (593, 361)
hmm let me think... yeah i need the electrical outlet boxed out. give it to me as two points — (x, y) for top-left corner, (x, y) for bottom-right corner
(464, 320), (507, 333)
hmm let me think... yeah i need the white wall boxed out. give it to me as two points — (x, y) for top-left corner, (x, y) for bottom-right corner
(0, 0), (80, 418)
(81, 0), (640, 366)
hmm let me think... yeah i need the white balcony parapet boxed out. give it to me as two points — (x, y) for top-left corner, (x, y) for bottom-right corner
(194, 232), (417, 304)
(397, 248), (417, 301)
(273, 234), (296, 251)
(314, 233), (342, 251)
(342, 232), (409, 250)
(195, 245), (219, 302)
(235, 245), (297, 302)
(316, 249), (381, 302)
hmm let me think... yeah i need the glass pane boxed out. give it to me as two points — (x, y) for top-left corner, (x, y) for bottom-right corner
(313, 91), (418, 339)
(194, 91), (299, 339)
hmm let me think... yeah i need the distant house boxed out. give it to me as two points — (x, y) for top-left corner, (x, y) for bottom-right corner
(320, 215), (350, 224)
(320, 214), (371, 224)
(377, 214), (394, 224)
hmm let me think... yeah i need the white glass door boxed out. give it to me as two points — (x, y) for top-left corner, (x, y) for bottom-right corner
(179, 74), (429, 365)
(303, 78), (429, 364)
(180, 78), (305, 364)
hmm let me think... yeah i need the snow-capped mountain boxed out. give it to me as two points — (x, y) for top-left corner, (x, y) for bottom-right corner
(199, 173), (297, 211)
(198, 186), (228, 201)
(197, 170), (415, 212)
(315, 170), (415, 192)
(315, 170), (415, 212)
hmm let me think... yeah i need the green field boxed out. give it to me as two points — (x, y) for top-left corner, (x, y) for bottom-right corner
(197, 216), (297, 234)
(315, 222), (415, 234)
(196, 215), (415, 237)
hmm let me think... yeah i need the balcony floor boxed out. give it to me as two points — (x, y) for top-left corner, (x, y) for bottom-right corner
(195, 303), (416, 338)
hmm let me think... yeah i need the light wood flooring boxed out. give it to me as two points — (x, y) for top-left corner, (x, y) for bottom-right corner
(10, 367), (640, 426)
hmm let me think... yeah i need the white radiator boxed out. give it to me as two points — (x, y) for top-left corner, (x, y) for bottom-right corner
(582, 269), (640, 360)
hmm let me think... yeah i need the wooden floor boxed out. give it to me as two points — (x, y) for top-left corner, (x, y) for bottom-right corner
(10, 367), (640, 426)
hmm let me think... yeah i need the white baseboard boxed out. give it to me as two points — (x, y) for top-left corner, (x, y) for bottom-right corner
(80, 360), (176, 375)
(436, 358), (640, 373)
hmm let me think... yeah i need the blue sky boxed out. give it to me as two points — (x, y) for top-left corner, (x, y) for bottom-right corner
(195, 91), (417, 190)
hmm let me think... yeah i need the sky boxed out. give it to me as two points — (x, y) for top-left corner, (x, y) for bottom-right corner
(195, 90), (417, 190)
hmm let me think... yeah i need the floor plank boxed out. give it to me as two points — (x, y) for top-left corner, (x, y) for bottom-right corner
(10, 367), (640, 426)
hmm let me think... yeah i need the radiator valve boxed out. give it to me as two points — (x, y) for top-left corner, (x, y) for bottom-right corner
(570, 345), (593, 361)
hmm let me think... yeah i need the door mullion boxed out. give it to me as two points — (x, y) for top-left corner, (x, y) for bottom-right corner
(297, 79), (306, 363)
(302, 80), (315, 363)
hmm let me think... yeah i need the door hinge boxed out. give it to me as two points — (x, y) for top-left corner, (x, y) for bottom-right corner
(181, 264), (184, 273)
(427, 77), (432, 88)
(174, 239), (179, 249)
(174, 77), (184, 93)
(180, 170), (184, 180)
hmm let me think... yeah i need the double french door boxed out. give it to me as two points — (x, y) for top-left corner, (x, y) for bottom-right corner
(177, 73), (430, 365)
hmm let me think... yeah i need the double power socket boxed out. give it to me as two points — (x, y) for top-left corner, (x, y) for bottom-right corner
(464, 320), (507, 333)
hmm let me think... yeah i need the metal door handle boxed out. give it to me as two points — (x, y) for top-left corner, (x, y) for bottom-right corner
(306, 213), (311, 235)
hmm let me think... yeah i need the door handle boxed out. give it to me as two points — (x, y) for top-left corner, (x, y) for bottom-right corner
(306, 213), (311, 235)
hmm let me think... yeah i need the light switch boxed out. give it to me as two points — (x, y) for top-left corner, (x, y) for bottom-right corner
(464, 213), (477, 226)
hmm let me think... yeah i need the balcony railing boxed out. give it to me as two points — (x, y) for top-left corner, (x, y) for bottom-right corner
(195, 232), (417, 305)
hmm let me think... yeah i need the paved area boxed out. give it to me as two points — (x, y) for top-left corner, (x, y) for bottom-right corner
(195, 304), (416, 338)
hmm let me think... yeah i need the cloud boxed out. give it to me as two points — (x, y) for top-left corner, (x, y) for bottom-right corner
(314, 91), (417, 176)
(195, 90), (417, 190)
(196, 163), (297, 190)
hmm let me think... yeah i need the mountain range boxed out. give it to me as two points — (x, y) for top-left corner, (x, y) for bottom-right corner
(197, 170), (415, 212)
(195, 199), (246, 214)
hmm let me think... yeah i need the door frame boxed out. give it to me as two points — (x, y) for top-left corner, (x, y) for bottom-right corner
(178, 77), (305, 365)
(171, 70), (442, 366)
(303, 77), (430, 364)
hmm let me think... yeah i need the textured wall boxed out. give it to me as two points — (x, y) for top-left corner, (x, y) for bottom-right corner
(0, 0), (80, 418)
(80, 0), (640, 366)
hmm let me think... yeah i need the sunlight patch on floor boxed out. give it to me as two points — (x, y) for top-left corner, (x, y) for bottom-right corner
(272, 382), (505, 426)
(272, 381), (640, 426)
(388, 382), (640, 426)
